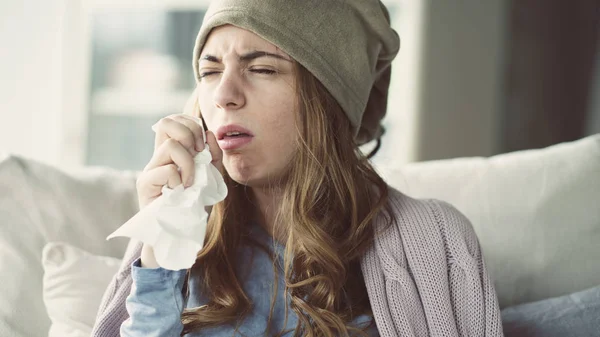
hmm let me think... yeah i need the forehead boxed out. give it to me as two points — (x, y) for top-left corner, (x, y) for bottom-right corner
(201, 24), (289, 58)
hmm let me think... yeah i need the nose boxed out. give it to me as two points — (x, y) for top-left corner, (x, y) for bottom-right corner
(213, 69), (246, 110)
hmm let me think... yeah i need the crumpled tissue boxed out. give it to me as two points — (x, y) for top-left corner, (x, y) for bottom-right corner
(106, 145), (228, 270)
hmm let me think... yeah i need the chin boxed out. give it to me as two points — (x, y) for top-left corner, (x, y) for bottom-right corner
(225, 166), (286, 189)
(223, 162), (260, 187)
(223, 153), (292, 188)
(226, 170), (269, 188)
(226, 170), (254, 186)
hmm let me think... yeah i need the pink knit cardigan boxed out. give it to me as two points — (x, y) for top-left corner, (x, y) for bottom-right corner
(91, 187), (504, 336)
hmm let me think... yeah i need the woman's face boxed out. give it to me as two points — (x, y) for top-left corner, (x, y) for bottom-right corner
(197, 25), (297, 188)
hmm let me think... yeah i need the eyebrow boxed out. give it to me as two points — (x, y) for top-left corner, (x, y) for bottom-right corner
(200, 51), (292, 63)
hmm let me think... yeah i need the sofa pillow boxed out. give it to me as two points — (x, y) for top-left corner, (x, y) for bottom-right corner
(0, 154), (137, 337)
(379, 134), (600, 308)
(42, 242), (122, 337)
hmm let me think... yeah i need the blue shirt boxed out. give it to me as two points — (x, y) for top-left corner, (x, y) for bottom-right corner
(121, 222), (379, 336)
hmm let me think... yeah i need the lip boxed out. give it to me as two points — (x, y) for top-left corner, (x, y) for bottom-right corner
(216, 124), (254, 150)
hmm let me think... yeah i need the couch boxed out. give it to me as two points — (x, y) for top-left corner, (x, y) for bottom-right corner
(1, 134), (599, 337)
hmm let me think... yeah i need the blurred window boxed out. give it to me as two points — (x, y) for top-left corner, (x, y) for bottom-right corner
(87, 9), (206, 169)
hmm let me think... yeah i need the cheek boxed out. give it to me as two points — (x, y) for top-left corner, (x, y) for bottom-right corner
(256, 88), (297, 127)
(258, 114), (298, 178)
(257, 98), (297, 149)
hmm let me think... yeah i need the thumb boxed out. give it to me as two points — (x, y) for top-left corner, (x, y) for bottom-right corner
(205, 131), (224, 173)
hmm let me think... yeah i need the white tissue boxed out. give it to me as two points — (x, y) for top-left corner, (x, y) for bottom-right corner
(106, 146), (228, 270)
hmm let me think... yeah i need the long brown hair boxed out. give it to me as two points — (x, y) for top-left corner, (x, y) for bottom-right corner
(181, 62), (392, 336)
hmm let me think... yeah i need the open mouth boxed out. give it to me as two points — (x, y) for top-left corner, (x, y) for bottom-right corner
(216, 124), (254, 150)
(223, 131), (250, 138)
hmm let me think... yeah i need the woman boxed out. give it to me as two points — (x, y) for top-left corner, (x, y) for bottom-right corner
(92, 0), (503, 336)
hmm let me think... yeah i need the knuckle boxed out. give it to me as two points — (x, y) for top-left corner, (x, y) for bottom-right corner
(135, 175), (144, 189)
(161, 130), (194, 151)
(142, 162), (152, 172)
(156, 117), (169, 128)
(165, 163), (179, 175)
(135, 175), (152, 194)
(181, 135), (196, 149)
(163, 138), (178, 148)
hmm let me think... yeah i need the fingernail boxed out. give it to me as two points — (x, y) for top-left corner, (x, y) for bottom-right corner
(185, 177), (194, 187)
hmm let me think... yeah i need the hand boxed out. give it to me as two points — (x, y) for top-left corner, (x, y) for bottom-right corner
(136, 113), (223, 211)
(135, 114), (223, 268)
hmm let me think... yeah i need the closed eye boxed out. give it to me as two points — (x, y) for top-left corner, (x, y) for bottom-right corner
(199, 71), (220, 78)
(199, 68), (277, 79)
(250, 68), (276, 75)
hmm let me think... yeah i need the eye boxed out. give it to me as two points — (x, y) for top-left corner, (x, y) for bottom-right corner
(250, 68), (277, 75)
(199, 71), (221, 78)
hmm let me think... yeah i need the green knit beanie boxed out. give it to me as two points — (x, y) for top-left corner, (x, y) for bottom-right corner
(193, 0), (400, 145)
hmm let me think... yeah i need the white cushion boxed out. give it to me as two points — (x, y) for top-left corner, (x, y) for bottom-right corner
(42, 242), (121, 337)
(0, 154), (137, 337)
(380, 134), (600, 308)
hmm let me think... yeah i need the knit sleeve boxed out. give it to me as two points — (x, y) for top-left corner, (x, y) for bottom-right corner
(91, 239), (143, 337)
(429, 200), (504, 337)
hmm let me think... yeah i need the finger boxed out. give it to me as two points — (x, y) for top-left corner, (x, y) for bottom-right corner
(152, 116), (198, 156)
(137, 164), (183, 200)
(145, 138), (196, 187)
(205, 131), (223, 173)
(169, 114), (206, 152)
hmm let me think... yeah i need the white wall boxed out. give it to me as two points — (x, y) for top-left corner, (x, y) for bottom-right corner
(0, 0), (90, 168)
(372, 0), (426, 167)
(0, 0), (64, 165)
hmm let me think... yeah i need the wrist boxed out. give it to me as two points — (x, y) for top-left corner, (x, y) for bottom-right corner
(141, 244), (159, 268)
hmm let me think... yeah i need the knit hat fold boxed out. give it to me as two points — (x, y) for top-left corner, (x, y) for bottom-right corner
(193, 0), (400, 145)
